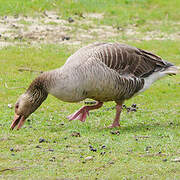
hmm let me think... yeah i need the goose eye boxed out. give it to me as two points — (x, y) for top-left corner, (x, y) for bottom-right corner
(15, 104), (19, 109)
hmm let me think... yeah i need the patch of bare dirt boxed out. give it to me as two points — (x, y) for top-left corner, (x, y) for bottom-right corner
(0, 41), (13, 48)
(0, 12), (118, 47)
(0, 11), (179, 48)
(84, 13), (104, 19)
(142, 31), (180, 41)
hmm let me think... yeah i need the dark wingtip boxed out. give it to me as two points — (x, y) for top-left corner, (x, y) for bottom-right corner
(163, 59), (174, 67)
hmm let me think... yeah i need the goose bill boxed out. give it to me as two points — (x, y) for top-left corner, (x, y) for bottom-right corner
(10, 114), (26, 130)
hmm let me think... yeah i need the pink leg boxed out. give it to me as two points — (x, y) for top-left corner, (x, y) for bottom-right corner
(67, 101), (103, 122)
(108, 103), (123, 128)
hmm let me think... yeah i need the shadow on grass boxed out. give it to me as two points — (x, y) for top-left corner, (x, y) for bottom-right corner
(47, 120), (180, 135)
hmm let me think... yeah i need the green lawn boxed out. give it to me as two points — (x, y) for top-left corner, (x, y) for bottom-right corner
(0, 0), (180, 179)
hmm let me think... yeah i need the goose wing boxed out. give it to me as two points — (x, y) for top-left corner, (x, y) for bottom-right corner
(92, 42), (172, 78)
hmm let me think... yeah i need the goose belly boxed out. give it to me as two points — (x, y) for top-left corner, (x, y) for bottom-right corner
(85, 76), (121, 102)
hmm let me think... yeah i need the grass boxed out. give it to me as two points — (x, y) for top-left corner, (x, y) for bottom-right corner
(0, 0), (180, 179)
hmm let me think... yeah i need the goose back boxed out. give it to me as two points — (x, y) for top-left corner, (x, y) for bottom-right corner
(66, 42), (172, 78)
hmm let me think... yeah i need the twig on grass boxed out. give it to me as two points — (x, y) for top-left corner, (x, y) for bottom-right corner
(139, 152), (166, 157)
(18, 67), (43, 73)
(0, 167), (26, 172)
(4, 82), (26, 90)
(134, 135), (150, 139)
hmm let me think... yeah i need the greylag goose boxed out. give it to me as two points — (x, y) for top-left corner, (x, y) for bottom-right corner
(10, 42), (179, 130)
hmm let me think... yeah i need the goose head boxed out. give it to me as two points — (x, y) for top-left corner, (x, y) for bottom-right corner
(11, 80), (48, 130)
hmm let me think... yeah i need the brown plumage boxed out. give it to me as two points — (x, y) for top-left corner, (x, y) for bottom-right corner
(10, 42), (178, 130)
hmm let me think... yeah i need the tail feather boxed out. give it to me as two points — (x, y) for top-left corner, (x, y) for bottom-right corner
(163, 66), (179, 75)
